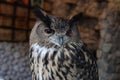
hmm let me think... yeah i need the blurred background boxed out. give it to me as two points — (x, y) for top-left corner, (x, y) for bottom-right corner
(0, 0), (120, 80)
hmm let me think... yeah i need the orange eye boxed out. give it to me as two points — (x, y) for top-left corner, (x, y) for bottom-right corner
(66, 29), (72, 36)
(44, 29), (55, 34)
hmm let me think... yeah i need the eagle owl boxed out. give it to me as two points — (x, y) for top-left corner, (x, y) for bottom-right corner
(29, 6), (99, 80)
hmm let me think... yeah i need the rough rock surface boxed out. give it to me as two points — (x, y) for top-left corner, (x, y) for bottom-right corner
(0, 43), (32, 80)
(97, 10), (120, 80)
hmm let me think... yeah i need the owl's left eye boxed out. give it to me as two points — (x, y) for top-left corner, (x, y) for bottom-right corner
(44, 29), (55, 34)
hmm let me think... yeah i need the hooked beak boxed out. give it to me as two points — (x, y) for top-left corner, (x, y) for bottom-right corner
(59, 37), (64, 46)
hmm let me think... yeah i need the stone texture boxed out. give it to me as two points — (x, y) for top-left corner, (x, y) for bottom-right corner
(0, 43), (32, 80)
(97, 10), (120, 80)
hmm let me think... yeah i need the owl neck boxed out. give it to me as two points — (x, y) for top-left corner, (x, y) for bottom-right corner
(31, 41), (84, 58)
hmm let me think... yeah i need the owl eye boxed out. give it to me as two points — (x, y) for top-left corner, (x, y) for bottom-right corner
(44, 29), (55, 34)
(66, 29), (72, 36)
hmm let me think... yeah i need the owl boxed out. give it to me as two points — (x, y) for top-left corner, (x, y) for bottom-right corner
(29, 6), (99, 80)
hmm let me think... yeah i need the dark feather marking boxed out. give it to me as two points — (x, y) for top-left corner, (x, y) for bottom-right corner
(65, 44), (76, 63)
(56, 71), (63, 80)
(29, 48), (34, 65)
(70, 53), (75, 64)
(61, 71), (67, 80)
(81, 45), (98, 74)
(51, 51), (57, 60)
(37, 51), (42, 63)
(42, 72), (44, 80)
(58, 51), (64, 66)
(51, 70), (55, 80)
(43, 51), (49, 65)
(69, 44), (87, 69)
(49, 77), (52, 80)
(34, 75), (37, 80)
(69, 64), (74, 68)
(54, 45), (58, 48)
(29, 47), (33, 58)
(65, 55), (69, 61)
(71, 44), (85, 60)
(81, 45), (96, 61)
(58, 67), (60, 71)
(50, 50), (57, 66)
(30, 57), (34, 65)
(65, 44), (75, 52)
(42, 69), (44, 80)
(60, 51), (64, 61)
(52, 61), (55, 66)
(65, 45), (76, 64)
(42, 71), (44, 77)
(29, 47), (34, 64)
(45, 65), (49, 72)
(70, 43), (79, 51)
(31, 68), (34, 73)
(64, 65), (70, 71)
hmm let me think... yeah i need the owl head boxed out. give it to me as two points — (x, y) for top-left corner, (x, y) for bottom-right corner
(30, 6), (84, 47)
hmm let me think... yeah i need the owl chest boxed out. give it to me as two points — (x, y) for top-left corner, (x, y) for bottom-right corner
(30, 44), (79, 80)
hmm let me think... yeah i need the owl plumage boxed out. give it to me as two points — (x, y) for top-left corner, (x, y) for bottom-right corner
(29, 6), (99, 80)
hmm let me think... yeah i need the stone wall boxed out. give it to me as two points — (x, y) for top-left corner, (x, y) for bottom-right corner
(0, 43), (32, 80)
(97, 10), (120, 80)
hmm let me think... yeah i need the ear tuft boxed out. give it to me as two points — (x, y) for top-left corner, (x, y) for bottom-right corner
(69, 13), (85, 26)
(32, 6), (51, 28)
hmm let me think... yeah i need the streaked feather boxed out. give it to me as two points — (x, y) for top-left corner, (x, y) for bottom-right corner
(29, 42), (98, 80)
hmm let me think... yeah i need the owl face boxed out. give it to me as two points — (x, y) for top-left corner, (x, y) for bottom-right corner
(30, 7), (83, 46)
(36, 17), (80, 46)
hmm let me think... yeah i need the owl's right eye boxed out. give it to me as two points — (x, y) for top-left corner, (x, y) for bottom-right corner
(66, 29), (72, 37)
(44, 29), (55, 34)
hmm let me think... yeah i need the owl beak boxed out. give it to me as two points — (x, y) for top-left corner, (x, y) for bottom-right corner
(59, 37), (63, 46)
